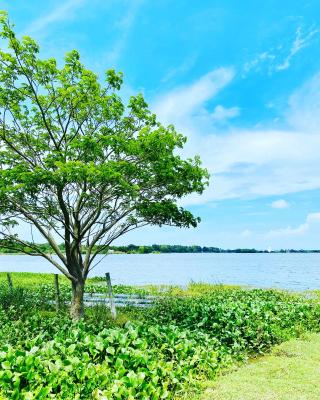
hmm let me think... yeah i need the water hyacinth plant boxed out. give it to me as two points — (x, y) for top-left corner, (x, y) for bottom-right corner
(1, 280), (320, 398)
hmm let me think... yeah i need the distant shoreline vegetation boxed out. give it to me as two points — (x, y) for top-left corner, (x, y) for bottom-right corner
(0, 241), (319, 254)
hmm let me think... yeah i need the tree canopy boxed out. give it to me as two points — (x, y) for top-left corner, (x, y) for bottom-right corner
(0, 12), (209, 318)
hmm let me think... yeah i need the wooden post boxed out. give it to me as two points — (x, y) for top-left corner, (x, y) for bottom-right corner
(7, 273), (13, 292)
(105, 272), (117, 319)
(54, 274), (60, 313)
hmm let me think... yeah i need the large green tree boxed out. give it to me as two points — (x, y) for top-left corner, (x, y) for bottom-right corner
(0, 13), (209, 320)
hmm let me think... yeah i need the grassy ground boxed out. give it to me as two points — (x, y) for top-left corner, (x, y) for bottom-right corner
(199, 333), (320, 400)
(0, 272), (241, 294)
(0, 271), (71, 287)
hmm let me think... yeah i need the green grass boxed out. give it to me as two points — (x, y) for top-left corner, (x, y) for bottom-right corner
(198, 333), (320, 400)
(0, 272), (71, 288)
(0, 272), (119, 288)
(0, 272), (241, 294)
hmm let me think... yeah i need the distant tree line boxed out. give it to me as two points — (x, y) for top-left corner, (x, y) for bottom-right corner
(107, 245), (320, 254)
(0, 240), (319, 254)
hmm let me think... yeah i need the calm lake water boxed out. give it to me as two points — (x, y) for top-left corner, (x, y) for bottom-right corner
(1, 253), (320, 291)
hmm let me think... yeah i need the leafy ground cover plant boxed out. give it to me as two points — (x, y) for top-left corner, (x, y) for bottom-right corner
(1, 283), (320, 399)
(148, 288), (320, 358)
(0, 310), (221, 399)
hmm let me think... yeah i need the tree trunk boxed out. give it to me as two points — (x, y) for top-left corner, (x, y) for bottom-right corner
(70, 279), (85, 321)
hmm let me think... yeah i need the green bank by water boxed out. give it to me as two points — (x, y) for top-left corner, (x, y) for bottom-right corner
(1, 273), (320, 399)
(199, 333), (320, 400)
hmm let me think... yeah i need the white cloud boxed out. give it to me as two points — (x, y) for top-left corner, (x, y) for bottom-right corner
(183, 129), (320, 204)
(242, 25), (318, 75)
(223, 212), (320, 249)
(266, 212), (320, 238)
(287, 72), (320, 134)
(211, 105), (240, 121)
(153, 67), (235, 125)
(270, 199), (290, 209)
(161, 54), (198, 83)
(276, 26), (318, 71)
(243, 51), (275, 74)
(104, 0), (144, 65)
(307, 213), (320, 224)
(152, 69), (320, 206)
(24, 0), (86, 36)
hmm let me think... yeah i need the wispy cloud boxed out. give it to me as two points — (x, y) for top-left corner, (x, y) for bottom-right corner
(161, 54), (198, 83)
(276, 26), (318, 71)
(270, 199), (290, 209)
(24, 0), (86, 36)
(266, 212), (320, 238)
(211, 105), (240, 122)
(153, 69), (320, 206)
(287, 72), (320, 133)
(231, 212), (320, 249)
(153, 67), (235, 125)
(243, 25), (318, 75)
(243, 51), (276, 74)
(185, 129), (320, 204)
(104, 0), (144, 66)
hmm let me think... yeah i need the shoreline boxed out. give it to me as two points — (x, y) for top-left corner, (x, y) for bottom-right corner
(0, 251), (320, 256)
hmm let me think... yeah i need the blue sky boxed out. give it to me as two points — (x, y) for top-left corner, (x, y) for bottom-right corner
(2, 0), (320, 249)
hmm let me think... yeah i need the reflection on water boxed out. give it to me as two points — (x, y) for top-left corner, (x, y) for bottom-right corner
(0, 253), (319, 291)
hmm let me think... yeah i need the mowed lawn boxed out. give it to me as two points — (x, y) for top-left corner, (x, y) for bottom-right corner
(200, 333), (320, 400)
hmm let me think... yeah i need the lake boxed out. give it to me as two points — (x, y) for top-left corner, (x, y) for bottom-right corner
(1, 253), (320, 291)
